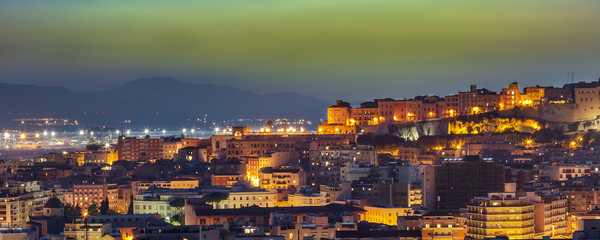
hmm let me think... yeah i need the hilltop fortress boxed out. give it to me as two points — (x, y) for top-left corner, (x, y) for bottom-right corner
(320, 79), (600, 138)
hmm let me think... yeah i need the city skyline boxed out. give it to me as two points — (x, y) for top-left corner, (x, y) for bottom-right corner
(1, 0), (599, 101)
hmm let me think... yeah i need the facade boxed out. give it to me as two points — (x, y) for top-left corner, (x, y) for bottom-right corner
(70, 183), (118, 210)
(0, 188), (53, 226)
(466, 192), (535, 239)
(531, 194), (569, 237)
(131, 180), (199, 194)
(118, 136), (208, 161)
(118, 136), (163, 162)
(64, 220), (114, 240)
(308, 144), (377, 187)
(435, 156), (505, 213)
(214, 191), (278, 209)
(287, 193), (328, 207)
(83, 150), (118, 165)
(259, 167), (305, 192)
(132, 195), (179, 222)
(545, 165), (591, 181)
(420, 211), (465, 240)
(211, 174), (244, 187)
(363, 206), (413, 226)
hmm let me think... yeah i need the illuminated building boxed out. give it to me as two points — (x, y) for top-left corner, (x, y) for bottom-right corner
(340, 163), (373, 182)
(363, 205), (414, 226)
(0, 185), (53, 226)
(211, 191), (277, 209)
(543, 164), (591, 181)
(28, 190), (66, 236)
(327, 100), (352, 125)
(442, 95), (460, 118)
(211, 174), (244, 187)
(83, 149), (118, 165)
(308, 144), (377, 187)
(131, 180), (200, 194)
(185, 203), (365, 227)
(271, 214), (358, 240)
(500, 82), (523, 110)
(287, 193), (328, 207)
(118, 136), (209, 162)
(259, 167), (304, 192)
(420, 211), (465, 240)
(70, 183), (118, 210)
(553, 180), (600, 214)
(64, 219), (114, 240)
(246, 157), (262, 187)
(350, 101), (379, 126)
(466, 192), (535, 239)
(458, 85), (500, 116)
(87, 214), (163, 240)
(525, 193), (569, 237)
(118, 136), (163, 162)
(132, 195), (181, 222)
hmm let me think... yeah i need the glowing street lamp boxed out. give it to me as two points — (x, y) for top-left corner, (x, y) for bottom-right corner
(182, 128), (187, 133)
(79, 130), (84, 136)
(43, 131), (48, 136)
(162, 130), (166, 134)
(144, 129), (149, 134)
(115, 130), (120, 134)
(50, 131), (56, 137)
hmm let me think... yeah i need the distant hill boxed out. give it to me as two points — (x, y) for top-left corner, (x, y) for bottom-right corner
(0, 77), (328, 128)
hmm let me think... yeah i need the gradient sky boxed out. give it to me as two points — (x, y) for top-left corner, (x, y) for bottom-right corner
(1, 0), (599, 102)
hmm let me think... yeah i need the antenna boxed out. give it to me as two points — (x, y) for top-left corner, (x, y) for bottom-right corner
(571, 70), (574, 83)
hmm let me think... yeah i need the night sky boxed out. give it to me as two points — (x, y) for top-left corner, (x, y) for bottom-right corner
(1, 0), (599, 101)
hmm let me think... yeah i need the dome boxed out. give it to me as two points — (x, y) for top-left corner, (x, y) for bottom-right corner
(44, 197), (64, 209)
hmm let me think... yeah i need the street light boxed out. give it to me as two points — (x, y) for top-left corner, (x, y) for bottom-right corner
(83, 212), (89, 240)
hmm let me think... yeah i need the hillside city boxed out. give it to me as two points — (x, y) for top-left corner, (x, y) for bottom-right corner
(4, 79), (600, 240)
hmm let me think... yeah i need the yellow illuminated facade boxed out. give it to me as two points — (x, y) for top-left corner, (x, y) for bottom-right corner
(467, 193), (535, 239)
(287, 193), (327, 207)
(363, 206), (413, 226)
(259, 167), (304, 191)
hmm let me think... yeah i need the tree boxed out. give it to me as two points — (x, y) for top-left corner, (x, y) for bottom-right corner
(127, 195), (134, 215)
(65, 203), (82, 216)
(169, 198), (185, 209)
(201, 192), (229, 208)
(100, 197), (110, 215)
(171, 214), (185, 225)
(87, 202), (99, 215)
(533, 128), (567, 144)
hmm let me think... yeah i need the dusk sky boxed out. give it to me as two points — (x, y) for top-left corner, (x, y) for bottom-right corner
(1, 0), (599, 102)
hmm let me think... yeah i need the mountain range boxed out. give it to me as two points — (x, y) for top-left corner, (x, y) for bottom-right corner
(0, 77), (329, 128)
